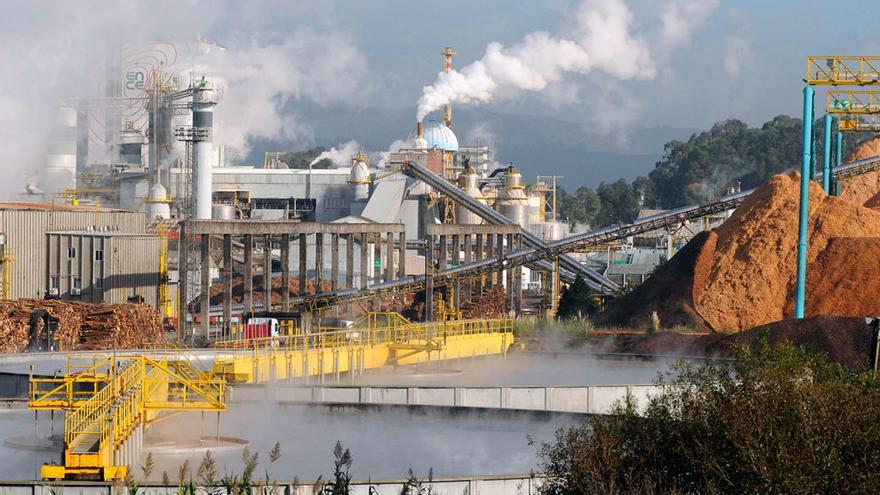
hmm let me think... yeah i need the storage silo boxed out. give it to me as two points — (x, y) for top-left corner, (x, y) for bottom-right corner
(496, 166), (530, 228)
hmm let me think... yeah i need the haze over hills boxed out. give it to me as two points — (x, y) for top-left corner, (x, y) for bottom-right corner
(245, 103), (697, 189)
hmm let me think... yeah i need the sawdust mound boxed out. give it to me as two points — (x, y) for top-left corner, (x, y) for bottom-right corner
(626, 316), (873, 369)
(839, 138), (880, 206)
(695, 173), (880, 331)
(789, 237), (880, 317)
(600, 230), (716, 331)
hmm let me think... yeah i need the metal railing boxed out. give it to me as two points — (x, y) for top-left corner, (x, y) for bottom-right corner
(213, 314), (512, 361)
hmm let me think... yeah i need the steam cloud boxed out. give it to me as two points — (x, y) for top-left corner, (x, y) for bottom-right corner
(416, 0), (718, 121)
(0, 1), (368, 199)
(309, 140), (361, 168)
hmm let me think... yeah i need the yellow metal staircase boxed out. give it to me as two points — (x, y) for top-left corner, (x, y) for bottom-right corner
(30, 352), (227, 480)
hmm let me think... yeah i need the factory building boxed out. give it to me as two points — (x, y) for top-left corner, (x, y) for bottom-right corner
(45, 229), (160, 306)
(0, 204), (146, 299)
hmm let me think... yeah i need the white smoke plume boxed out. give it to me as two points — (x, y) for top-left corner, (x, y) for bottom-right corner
(195, 31), (367, 155)
(416, 0), (718, 121)
(309, 140), (361, 168)
(374, 138), (412, 169)
(0, 1), (368, 199)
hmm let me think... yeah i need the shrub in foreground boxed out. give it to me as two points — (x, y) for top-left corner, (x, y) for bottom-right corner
(538, 342), (880, 494)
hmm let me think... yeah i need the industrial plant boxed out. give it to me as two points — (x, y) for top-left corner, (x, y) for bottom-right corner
(2, 3), (880, 492)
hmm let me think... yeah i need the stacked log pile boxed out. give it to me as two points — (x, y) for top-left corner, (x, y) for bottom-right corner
(0, 299), (162, 352)
(460, 286), (507, 319)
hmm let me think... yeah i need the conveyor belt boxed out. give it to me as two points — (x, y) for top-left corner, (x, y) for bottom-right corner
(284, 156), (880, 313)
(399, 161), (619, 291)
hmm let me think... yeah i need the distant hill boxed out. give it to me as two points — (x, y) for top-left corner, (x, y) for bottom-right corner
(244, 102), (697, 189)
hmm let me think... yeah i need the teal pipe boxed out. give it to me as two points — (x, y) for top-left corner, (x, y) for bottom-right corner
(795, 86), (814, 319)
(834, 127), (843, 196)
(822, 114), (832, 193)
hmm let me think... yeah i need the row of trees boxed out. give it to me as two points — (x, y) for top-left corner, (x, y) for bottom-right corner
(557, 115), (872, 229)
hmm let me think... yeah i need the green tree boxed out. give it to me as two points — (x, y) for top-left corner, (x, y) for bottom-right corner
(280, 147), (334, 169)
(596, 179), (639, 225)
(555, 275), (598, 319)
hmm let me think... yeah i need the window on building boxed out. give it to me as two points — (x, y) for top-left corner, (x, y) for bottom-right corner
(67, 247), (76, 258)
(95, 277), (103, 289)
(73, 277), (81, 289)
(95, 250), (104, 261)
(50, 276), (59, 289)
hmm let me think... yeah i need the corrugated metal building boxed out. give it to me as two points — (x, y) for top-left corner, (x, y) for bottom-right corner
(0, 203), (146, 299)
(46, 229), (160, 306)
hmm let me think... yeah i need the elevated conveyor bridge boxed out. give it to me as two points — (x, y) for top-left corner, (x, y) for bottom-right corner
(286, 156), (880, 313)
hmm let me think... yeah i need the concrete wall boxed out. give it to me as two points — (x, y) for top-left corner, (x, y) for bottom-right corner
(233, 383), (659, 415)
(0, 475), (545, 495)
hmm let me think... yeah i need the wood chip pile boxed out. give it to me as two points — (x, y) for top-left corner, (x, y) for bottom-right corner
(0, 299), (163, 352)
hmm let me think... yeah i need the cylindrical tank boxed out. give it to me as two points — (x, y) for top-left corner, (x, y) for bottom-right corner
(45, 106), (77, 193)
(527, 194), (544, 225)
(497, 166), (529, 228)
(145, 183), (171, 220)
(192, 82), (217, 220)
(414, 121), (428, 150)
(212, 203), (236, 220)
(349, 152), (371, 201)
(455, 167), (485, 224)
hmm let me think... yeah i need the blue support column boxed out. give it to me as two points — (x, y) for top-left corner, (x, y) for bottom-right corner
(795, 86), (814, 319)
(822, 114), (832, 193)
(834, 126), (843, 196)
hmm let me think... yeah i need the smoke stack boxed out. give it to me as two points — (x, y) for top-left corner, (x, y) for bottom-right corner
(415, 120), (427, 150)
(442, 47), (455, 128)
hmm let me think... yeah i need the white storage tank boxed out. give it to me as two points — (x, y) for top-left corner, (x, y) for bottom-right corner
(496, 166), (529, 229)
(455, 166), (485, 224)
(145, 183), (172, 220)
(349, 152), (371, 201)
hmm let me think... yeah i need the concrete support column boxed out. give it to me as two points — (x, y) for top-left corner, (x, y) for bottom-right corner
(298, 234), (307, 295)
(360, 233), (369, 289)
(425, 235), (434, 322)
(373, 233), (382, 281)
(244, 235), (253, 315)
(315, 233), (324, 293)
(385, 232), (394, 282)
(451, 234), (460, 312)
(200, 234), (211, 338)
(474, 234), (484, 295)
(345, 234), (355, 289)
(506, 233), (515, 315)
(263, 234), (271, 310)
(281, 234), (290, 312)
(398, 232), (406, 278)
(222, 234), (232, 338)
(463, 233), (472, 302)
(495, 233), (504, 286)
(331, 234), (340, 290)
(514, 234), (523, 316)
(177, 223), (188, 338)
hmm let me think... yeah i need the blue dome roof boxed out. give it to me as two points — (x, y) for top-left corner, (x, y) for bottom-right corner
(423, 120), (459, 152)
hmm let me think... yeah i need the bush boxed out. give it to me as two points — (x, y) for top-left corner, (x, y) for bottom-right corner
(537, 341), (880, 494)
